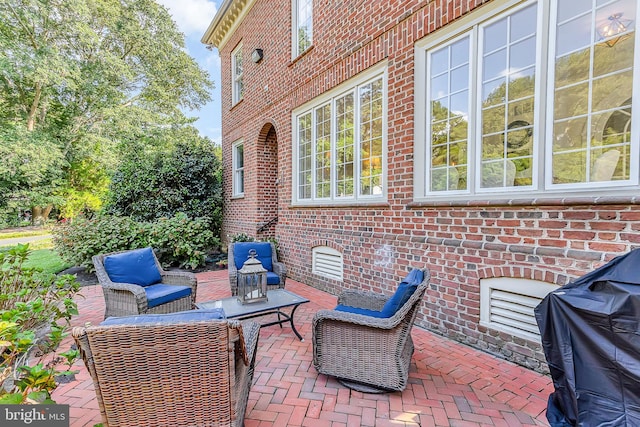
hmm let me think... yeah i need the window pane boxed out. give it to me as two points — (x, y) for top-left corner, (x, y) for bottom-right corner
(315, 104), (331, 198)
(451, 37), (470, 67)
(558, 0), (590, 22)
(510, 37), (536, 71)
(483, 48), (507, 81)
(360, 78), (384, 196)
(555, 49), (590, 87)
(551, 0), (635, 185)
(593, 36), (635, 77)
(556, 14), (591, 56)
(235, 145), (243, 168)
(552, 151), (587, 184)
(431, 48), (449, 75)
(510, 5), (537, 41)
(428, 36), (470, 192)
(297, 0), (313, 54)
(484, 18), (507, 53)
(298, 113), (312, 199)
(592, 71), (633, 113)
(480, 4), (537, 189)
(336, 92), (355, 197)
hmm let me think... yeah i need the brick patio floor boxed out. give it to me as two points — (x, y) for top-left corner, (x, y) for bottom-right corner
(52, 270), (554, 426)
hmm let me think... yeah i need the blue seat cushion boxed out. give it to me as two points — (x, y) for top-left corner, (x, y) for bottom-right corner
(266, 271), (280, 285)
(233, 242), (273, 271)
(334, 305), (389, 318)
(144, 284), (192, 308)
(100, 308), (226, 326)
(379, 269), (424, 317)
(103, 248), (162, 287)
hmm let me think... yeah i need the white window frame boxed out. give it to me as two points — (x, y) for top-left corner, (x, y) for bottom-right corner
(292, 0), (313, 58)
(232, 140), (244, 197)
(292, 64), (388, 205)
(414, 0), (640, 202)
(231, 43), (243, 105)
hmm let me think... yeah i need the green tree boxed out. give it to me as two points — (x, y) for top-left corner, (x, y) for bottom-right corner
(0, 0), (213, 222)
(105, 128), (223, 237)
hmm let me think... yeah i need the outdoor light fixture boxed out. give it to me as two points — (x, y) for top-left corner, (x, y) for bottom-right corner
(237, 249), (268, 304)
(251, 48), (264, 63)
(597, 13), (633, 47)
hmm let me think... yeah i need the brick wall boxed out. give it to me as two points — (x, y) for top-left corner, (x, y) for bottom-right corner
(213, 0), (640, 372)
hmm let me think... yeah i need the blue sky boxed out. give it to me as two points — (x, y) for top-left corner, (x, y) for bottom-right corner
(157, 0), (222, 144)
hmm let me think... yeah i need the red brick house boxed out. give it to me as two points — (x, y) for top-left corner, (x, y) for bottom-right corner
(202, 0), (639, 372)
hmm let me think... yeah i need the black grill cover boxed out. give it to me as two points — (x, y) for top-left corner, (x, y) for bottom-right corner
(535, 249), (640, 427)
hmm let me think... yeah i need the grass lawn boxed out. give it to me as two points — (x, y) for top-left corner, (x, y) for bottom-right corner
(23, 249), (72, 274)
(0, 228), (51, 239)
(1, 240), (71, 275)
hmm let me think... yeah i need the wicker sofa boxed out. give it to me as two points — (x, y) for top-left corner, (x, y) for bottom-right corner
(73, 312), (259, 427)
(93, 248), (197, 319)
(312, 268), (430, 392)
(228, 241), (286, 296)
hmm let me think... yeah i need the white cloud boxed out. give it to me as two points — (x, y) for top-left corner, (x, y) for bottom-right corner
(157, 0), (217, 36)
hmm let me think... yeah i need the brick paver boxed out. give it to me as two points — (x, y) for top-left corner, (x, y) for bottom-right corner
(51, 270), (553, 426)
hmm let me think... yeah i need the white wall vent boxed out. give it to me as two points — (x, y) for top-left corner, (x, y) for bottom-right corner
(480, 277), (559, 342)
(312, 246), (343, 281)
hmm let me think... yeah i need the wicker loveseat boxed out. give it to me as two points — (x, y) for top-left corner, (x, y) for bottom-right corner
(312, 268), (430, 392)
(93, 247), (197, 319)
(73, 311), (259, 427)
(228, 241), (286, 295)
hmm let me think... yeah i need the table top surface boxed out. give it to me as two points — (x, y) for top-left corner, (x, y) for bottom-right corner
(196, 289), (310, 318)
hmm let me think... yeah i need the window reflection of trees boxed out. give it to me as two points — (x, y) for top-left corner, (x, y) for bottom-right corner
(552, 23), (633, 184)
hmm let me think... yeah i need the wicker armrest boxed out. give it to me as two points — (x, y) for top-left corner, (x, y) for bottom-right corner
(239, 321), (260, 366)
(313, 308), (399, 330)
(272, 261), (287, 277)
(102, 281), (147, 298)
(160, 270), (197, 287)
(338, 290), (389, 311)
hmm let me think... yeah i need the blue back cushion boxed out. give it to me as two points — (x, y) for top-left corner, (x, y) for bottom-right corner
(233, 242), (273, 271)
(100, 308), (226, 326)
(334, 269), (424, 319)
(379, 269), (424, 317)
(103, 247), (162, 287)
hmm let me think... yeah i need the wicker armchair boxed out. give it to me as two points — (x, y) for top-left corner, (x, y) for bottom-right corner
(228, 241), (286, 295)
(93, 248), (197, 319)
(73, 315), (260, 427)
(312, 268), (430, 392)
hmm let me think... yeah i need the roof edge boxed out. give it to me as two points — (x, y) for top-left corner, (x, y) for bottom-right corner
(201, 0), (255, 50)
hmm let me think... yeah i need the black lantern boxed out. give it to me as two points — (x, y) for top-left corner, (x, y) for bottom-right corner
(237, 249), (268, 304)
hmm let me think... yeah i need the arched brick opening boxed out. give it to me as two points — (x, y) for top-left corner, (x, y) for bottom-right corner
(255, 122), (279, 239)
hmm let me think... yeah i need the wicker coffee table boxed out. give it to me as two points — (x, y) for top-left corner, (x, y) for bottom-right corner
(196, 289), (310, 340)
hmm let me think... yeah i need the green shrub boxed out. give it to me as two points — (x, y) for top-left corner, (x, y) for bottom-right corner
(149, 213), (218, 269)
(230, 232), (255, 242)
(0, 244), (81, 404)
(53, 216), (149, 270)
(53, 213), (219, 271)
(105, 137), (223, 238)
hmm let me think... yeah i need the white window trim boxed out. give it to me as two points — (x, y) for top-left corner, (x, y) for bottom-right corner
(231, 43), (243, 105)
(292, 63), (388, 206)
(232, 140), (244, 198)
(413, 0), (640, 203)
(292, 0), (313, 59)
